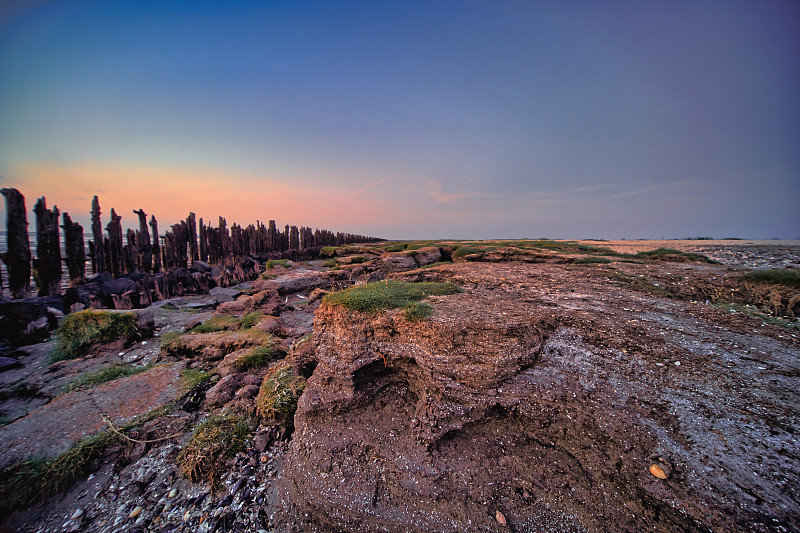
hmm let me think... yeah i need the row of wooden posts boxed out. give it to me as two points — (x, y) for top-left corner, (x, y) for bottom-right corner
(0, 187), (379, 299)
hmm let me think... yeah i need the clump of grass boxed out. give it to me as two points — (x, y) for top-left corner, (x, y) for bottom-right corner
(64, 362), (155, 392)
(324, 280), (461, 313)
(266, 259), (290, 269)
(160, 331), (185, 354)
(421, 260), (454, 269)
(188, 315), (239, 333)
(256, 363), (306, 427)
(0, 403), (174, 518)
(384, 243), (408, 252)
(320, 246), (340, 258)
(403, 302), (432, 320)
(176, 413), (249, 487)
(322, 258), (340, 269)
(453, 246), (484, 258)
(633, 248), (717, 263)
(179, 368), (211, 390)
(259, 272), (276, 280)
(53, 310), (139, 361)
(349, 256), (368, 264)
(240, 312), (264, 329)
(715, 302), (800, 331)
(232, 343), (285, 372)
(574, 256), (612, 264)
(741, 269), (800, 288)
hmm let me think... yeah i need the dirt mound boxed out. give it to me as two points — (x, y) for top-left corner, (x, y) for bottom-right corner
(278, 261), (799, 532)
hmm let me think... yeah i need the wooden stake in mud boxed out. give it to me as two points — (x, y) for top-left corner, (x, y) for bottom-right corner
(106, 208), (123, 277)
(149, 215), (161, 273)
(61, 212), (86, 286)
(134, 209), (152, 273)
(91, 196), (106, 274)
(33, 197), (62, 296)
(1, 187), (32, 298)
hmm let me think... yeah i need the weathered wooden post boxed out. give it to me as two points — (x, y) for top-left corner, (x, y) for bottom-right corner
(91, 196), (106, 274)
(1, 188), (32, 298)
(199, 217), (208, 262)
(125, 229), (137, 273)
(149, 215), (161, 273)
(61, 212), (86, 286)
(133, 209), (152, 273)
(32, 197), (62, 296)
(106, 208), (123, 277)
(186, 212), (198, 263)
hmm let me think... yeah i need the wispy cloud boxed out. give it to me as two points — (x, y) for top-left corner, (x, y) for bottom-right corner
(347, 177), (388, 198)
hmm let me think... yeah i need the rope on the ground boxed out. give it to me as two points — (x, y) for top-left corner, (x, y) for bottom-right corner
(99, 414), (184, 444)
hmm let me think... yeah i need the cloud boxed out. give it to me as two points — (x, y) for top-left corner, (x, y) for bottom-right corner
(347, 177), (389, 198)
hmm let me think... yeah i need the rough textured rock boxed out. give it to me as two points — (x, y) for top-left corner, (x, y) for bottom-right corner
(279, 261), (800, 533)
(381, 253), (419, 272)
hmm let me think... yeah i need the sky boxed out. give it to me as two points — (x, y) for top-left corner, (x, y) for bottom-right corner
(0, 0), (798, 240)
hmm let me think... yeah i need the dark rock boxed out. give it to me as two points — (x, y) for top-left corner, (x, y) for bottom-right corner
(209, 287), (243, 304)
(190, 260), (212, 274)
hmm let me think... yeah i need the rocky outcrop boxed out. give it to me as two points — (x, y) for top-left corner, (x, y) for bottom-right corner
(279, 261), (800, 532)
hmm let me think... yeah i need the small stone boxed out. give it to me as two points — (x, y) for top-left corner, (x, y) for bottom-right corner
(649, 463), (668, 479)
(70, 509), (84, 519)
(495, 510), (507, 526)
(168, 488), (178, 498)
(128, 506), (143, 519)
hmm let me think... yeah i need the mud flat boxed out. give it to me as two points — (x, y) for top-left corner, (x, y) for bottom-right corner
(1, 242), (798, 532)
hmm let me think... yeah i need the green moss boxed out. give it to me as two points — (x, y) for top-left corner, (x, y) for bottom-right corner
(349, 256), (368, 264)
(53, 310), (139, 361)
(256, 363), (305, 427)
(159, 331), (185, 354)
(188, 315), (240, 333)
(176, 413), (249, 487)
(320, 246), (339, 258)
(232, 343), (285, 372)
(63, 362), (155, 392)
(714, 302), (800, 331)
(741, 269), (800, 288)
(383, 243), (407, 252)
(266, 259), (290, 269)
(453, 246), (484, 258)
(574, 256), (612, 264)
(322, 258), (340, 269)
(632, 248), (717, 263)
(324, 280), (461, 313)
(403, 302), (432, 320)
(240, 312), (264, 329)
(179, 368), (211, 390)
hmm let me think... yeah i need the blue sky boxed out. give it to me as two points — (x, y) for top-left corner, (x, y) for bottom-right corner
(1, 0), (798, 239)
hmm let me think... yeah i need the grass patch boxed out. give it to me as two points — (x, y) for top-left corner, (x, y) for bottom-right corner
(632, 248), (717, 263)
(320, 246), (340, 258)
(265, 259), (290, 269)
(232, 343), (285, 372)
(259, 272), (276, 280)
(53, 310), (139, 361)
(403, 302), (432, 320)
(240, 312), (264, 329)
(179, 368), (211, 390)
(349, 256), (368, 264)
(715, 302), (800, 331)
(176, 413), (249, 487)
(256, 363), (306, 428)
(160, 331), (185, 353)
(383, 243), (407, 252)
(188, 315), (240, 333)
(322, 258), (340, 269)
(0, 403), (174, 518)
(64, 362), (155, 392)
(324, 280), (461, 313)
(574, 256), (612, 264)
(741, 269), (800, 288)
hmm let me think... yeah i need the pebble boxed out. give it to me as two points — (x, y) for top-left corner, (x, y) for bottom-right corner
(168, 488), (179, 498)
(128, 505), (143, 519)
(649, 464), (668, 479)
(495, 509), (507, 526)
(70, 508), (84, 519)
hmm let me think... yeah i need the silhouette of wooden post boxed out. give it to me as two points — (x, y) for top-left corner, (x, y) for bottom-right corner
(1, 188), (32, 298)
(33, 197), (62, 296)
(186, 212), (198, 263)
(149, 215), (161, 273)
(106, 208), (123, 277)
(125, 229), (137, 273)
(91, 196), (106, 274)
(62, 212), (85, 286)
(134, 209), (152, 273)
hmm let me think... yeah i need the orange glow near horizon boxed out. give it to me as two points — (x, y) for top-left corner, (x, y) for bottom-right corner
(2, 161), (406, 236)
